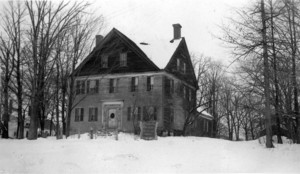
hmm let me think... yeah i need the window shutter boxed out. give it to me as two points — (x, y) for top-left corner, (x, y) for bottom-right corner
(76, 81), (80, 95)
(95, 80), (99, 93)
(154, 107), (157, 121)
(81, 108), (84, 121)
(81, 81), (85, 94)
(109, 79), (114, 93)
(147, 76), (151, 91)
(131, 77), (135, 92)
(127, 107), (131, 121)
(114, 79), (118, 92)
(87, 80), (90, 94)
(95, 107), (98, 121)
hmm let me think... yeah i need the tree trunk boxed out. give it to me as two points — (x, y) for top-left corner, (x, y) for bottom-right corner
(50, 112), (54, 136)
(261, 0), (274, 148)
(61, 86), (66, 135)
(56, 62), (60, 139)
(291, 0), (300, 144)
(28, 97), (39, 140)
(2, 63), (10, 139)
(66, 76), (75, 138)
(269, 0), (282, 144)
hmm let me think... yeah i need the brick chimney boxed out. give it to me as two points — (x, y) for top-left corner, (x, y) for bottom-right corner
(172, 24), (182, 40)
(96, 35), (103, 47)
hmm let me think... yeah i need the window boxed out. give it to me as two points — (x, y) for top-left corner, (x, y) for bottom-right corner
(76, 81), (81, 95)
(131, 77), (138, 92)
(143, 106), (157, 121)
(81, 81), (85, 94)
(101, 54), (108, 68)
(147, 76), (154, 91)
(165, 77), (174, 95)
(87, 80), (99, 94)
(120, 53), (127, 67)
(109, 79), (117, 93)
(75, 108), (84, 122)
(88, 107), (98, 121)
(127, 106), (141, 121)
(189, 89), (192, 101)
(76, 80), (85, 95)
(177, 59), (180, 71)
(183, 62), (186, 74)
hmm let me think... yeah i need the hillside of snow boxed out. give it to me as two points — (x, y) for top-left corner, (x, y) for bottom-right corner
(0, 133), (299, 173)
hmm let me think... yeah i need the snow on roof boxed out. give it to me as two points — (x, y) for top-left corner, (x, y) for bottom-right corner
(197, 107), (214, 120)
(138, 38), (181, 69)
(125, 31), (182, 69)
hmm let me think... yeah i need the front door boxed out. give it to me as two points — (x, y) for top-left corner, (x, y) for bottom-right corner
(103, 103), (122, 129)
(108, 108), (117, 128)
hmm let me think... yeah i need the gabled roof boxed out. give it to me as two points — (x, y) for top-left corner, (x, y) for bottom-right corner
(74, 28), (160, 75)
(74, 28), (196, 83)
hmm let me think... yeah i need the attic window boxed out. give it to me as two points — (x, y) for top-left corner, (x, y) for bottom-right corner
(183, 62), (186, 74)
(176, 59), (180, 71)
(120, 53), (127, 67)
(101, 55), (108, 68)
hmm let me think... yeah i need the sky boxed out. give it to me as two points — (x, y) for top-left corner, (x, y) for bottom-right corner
(86, 0), (249, 68)
(0, 0), (249, 68)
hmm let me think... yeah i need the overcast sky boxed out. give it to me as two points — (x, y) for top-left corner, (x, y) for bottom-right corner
(87, 0), (249, 67)
(0, 0), (250, 67)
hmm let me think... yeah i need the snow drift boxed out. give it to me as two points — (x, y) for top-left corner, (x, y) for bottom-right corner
(0, 133), (299, 173)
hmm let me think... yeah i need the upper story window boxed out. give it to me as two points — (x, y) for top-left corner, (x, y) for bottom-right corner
(165, 77), (174, 96)
(109, 78), (118, 93)
(87, 80), (99, 94)
(183, 62), (186, 74)
(76, 80), (85, 95)
(177, 58), (180, 71)
(147, 76), (154, 91)
(101, 54), (108, 68)
(120, 52), (127, 67)
(131, 77), (138, 92)
(88, 107), (98, 122)
(75, 108), (84, 122)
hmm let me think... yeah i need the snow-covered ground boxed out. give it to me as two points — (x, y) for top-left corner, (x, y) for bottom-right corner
(0, 133), (299, 173)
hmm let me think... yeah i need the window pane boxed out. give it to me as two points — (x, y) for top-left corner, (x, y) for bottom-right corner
(101, 55), (108, 68)
(120, 53), (127, 66)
